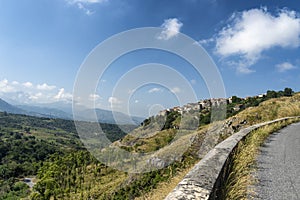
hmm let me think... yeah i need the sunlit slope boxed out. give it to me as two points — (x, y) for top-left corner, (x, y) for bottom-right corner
(28, 92), (300, 199)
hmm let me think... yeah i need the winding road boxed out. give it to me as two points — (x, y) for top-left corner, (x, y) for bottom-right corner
(254, 122), (300, 200)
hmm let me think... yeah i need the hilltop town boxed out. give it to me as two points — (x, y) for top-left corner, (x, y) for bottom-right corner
(157, 95), (264, 117)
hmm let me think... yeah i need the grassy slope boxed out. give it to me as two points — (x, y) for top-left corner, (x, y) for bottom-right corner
(232, 93), (300, 124)
(130, 93), (300, 199)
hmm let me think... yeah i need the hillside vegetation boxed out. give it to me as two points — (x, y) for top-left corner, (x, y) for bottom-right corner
(0, 114), (133, 199)
(1, 88), (299, 199)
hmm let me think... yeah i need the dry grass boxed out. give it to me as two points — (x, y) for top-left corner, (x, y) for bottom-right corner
(135, 165), (194, 200)
(123, 94), (300, 200)
(233, 93), (300, 126)
(92, 93), (300, 200)
(223, 118), (300, 200)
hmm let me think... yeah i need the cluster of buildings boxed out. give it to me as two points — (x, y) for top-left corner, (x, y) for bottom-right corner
(157, 93), (268, 117)
(157, 98), (228, 116)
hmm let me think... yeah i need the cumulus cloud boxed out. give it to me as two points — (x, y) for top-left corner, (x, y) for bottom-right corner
(23, 82), (33, 88)
(54, 88), (64, 100)
(276, 62), (297, 72)
(37, 83), (56, 91)
(0, 79), (73, 103)
(108, 97), (121, 104)
(29, 92), (43, 100)
(148, 87), (163, 93)
(0, 79), (15, 93)
(54, 88), (73, 101)
(12, 81), (19, 85)
(171, 87), (181, 94)
(158, 18), (183, 40)
(214, 8), (300, 73)
(198, 38), (215, 45)
(108, 97), (122, 108)
(89, 93), (101, 101)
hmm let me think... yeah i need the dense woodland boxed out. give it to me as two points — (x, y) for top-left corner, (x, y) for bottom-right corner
(0, 88), (294, 199)
(0, 113), (133, 199)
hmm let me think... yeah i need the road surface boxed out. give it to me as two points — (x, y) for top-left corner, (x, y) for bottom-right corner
(23, 177), (35, 188)
(253, 122), (300, 200)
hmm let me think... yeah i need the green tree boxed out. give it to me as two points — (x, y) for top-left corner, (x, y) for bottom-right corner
(284, 87), (293, 96)
(231, 96), (242, 104)
(24, 127), (31, 133)
(266, 90), (277, 99)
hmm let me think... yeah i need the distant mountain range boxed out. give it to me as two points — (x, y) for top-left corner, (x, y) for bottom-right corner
(18, 104), (73, 119)
(0, 98), (144, 125)
(78, 108), (144, 125)
(0, 98), (28, 115)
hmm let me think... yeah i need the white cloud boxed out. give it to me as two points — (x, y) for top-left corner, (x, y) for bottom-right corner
(37, 83), (56, 91)
(171, 87), (181, 94)
(89, 93), (101, 101)
(66, 0), (107, 15)
(198, 38), (215, 45)
(29, 92), (43, 100)
(134, 100), (139, 103)
(108, 97), (122, 104)
(0, 79), (73, 104)
(215, 8), (300, 73)
(54, 88), (73, 101)
(54, 88), (64, 100)
(148, 87), (163, 93)
(23, 82), (33, 88)
(236, 65), (254, 74)
(77, 2), (94, 15)
(276, 62), (297, 72)
(0, 79), (15, 93)
(158, 18), (183, 40)
(12, 81), (19, 85)
(108, 97), (122, 108)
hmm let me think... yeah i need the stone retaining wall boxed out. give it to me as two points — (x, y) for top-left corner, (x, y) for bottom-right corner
(165, 117), (297, 200)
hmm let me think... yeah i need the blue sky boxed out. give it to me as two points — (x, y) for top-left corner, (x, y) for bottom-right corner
(1, 0), (300, 117)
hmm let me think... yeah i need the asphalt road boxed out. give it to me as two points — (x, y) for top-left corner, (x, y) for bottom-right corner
(253, 122), (300, 200)
(23, 177), (35, 188)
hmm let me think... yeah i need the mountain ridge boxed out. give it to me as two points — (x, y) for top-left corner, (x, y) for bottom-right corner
(0, 98), (144, 125)
(0, 98), (28, 115)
